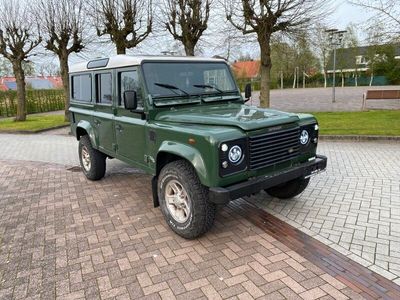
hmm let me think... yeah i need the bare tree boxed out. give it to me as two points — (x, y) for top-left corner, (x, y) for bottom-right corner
(36, 0), (87, 121)
(0, 57), (13, 76)
(92, 0), (153, 55)
(163, 0), (210, 56)
(0, 0), (41, 121)
(225, 0), (331, 107)
(38, 61), (61, 76)
(350, 0), (400, 37)
(310, 23), (330, 88)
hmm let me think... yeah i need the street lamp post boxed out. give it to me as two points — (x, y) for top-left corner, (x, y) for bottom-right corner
(326, 29), (347, 103)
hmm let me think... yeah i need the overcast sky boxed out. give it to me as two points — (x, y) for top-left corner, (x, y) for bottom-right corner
(329, 0), (373, 29)
(21, 0), (379, 72)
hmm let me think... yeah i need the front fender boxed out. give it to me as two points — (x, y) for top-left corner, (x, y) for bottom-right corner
(76, 120), (98, 148)
(157, 141), (210, 186)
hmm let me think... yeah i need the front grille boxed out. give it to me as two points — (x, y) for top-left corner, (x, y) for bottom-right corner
(249, 126), (300, 170)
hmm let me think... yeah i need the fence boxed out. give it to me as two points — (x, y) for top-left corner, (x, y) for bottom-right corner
(0, 89), (65, 118)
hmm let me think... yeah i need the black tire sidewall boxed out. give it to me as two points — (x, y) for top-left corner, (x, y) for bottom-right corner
(266, 177), (310, 199)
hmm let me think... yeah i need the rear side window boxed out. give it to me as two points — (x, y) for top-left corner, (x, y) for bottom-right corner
(118, 70), (142, 107)
(72, 74), (91, 102)
(96, 73), (112, 104)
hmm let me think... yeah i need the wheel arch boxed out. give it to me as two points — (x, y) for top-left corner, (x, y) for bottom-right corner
(156, 142), (209, 186)
(75, 120), (97, 148)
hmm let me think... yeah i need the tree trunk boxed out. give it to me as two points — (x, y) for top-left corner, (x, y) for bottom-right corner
(184, 42), (195, 56)
(116, 41), (126, 55)
(258, 35), (271, 108)
(59, 51), (70, 122)
(293, 69), (296, 89)
(12, 61), (27, 121)
(323, 71), (327, 88)
(341, 72), (344, 87)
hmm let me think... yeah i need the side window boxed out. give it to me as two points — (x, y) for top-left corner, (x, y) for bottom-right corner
(95, 73), (112, 104)
(119, 70), (142, 108)
(71, 74), (91, 102)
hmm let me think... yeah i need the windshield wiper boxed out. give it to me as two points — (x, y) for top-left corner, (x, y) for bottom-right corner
(193, 84), (224, 93)
(154, 82), (189, 96)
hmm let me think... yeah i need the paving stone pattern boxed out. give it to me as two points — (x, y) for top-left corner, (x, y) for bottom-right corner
(1, 131), (400, 285)
(0, 160), (363, 299)
(248, 86), (400, 112)
(249, 141), (400, 284)
(0, 133), (135, 175)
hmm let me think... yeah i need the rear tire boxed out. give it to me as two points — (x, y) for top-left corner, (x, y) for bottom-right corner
(79, 135), (106, 181)
(158, 160), (216, 239)
(266, 177), (310, 199)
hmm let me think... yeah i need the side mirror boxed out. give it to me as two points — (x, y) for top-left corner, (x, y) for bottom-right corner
(244, 83), (252, 100)
(124, 90), (137, 110)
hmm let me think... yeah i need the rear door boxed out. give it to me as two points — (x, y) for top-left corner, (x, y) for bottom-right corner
(114, 67), (147, 168)
(93, 71), (116, 155)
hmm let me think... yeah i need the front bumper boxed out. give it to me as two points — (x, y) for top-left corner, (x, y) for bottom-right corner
(209, 155), (327, 204)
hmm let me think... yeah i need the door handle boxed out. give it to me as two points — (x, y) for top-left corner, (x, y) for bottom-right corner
(116, 124), (123, 132)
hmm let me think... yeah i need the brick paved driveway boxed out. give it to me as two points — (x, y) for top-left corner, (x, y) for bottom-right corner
(1, 131), (399, 298)
(249, 141), (400, 284)
(0, 160), (360, 299)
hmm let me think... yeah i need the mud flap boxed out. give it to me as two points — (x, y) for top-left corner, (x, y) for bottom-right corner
(152, 176), (159, 207)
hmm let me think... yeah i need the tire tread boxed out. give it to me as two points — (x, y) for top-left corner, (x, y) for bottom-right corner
(158, 160), (216, 239)
(266, 177), (310, 199)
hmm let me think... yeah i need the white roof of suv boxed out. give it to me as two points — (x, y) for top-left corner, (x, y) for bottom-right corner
(69, 55), (226, 73)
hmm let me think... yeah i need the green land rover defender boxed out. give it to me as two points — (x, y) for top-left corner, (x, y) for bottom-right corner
(69, 55), (327, 239)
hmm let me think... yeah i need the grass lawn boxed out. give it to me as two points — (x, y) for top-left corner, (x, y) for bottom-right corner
(312, 110), (400, 136)
(0, 115), (68, 132)
(0, 110), (398, 136)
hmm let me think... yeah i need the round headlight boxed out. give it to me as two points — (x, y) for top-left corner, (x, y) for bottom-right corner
(228, 145), (242, 164)
(300, 130), (309, 145)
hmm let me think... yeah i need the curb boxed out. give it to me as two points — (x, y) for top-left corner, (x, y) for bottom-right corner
(319, 135), (400, 141)
(0, 124), (69, 134)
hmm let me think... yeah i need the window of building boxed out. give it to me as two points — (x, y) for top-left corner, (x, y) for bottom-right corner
(118, 70), (142, 108)
(356, 55), (367, 65)
(71, 74), (91, 102)
(95, 73), (112, 104)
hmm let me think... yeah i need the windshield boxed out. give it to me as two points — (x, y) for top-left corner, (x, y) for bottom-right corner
(142, 62), (237, 98)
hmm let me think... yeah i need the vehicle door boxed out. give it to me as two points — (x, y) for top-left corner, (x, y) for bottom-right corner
(93, 71), (116, 155)
(114, 68), (147, 168)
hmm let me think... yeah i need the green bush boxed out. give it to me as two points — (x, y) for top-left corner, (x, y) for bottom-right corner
(0, 89), (65, 117)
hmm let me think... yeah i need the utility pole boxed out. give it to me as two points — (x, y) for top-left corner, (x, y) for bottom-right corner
(326, 29), (347, 103)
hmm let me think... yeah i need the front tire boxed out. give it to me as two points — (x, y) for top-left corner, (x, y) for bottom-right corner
(266, 177), (310, 199)
(158, 160), (216, 239)
(78, 135), (106, 181)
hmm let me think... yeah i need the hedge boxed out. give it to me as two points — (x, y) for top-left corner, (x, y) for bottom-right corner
(0, 89), (65, 118)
